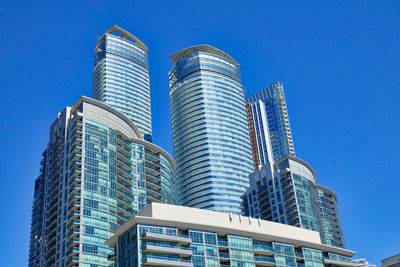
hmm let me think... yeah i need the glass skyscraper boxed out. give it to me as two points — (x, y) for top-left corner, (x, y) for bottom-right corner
(28, 97), (175, 267)
(246, 82), (295, 169)
(242, 156), (346, 248)
(92, 25), (153, 142)
(169, 45), (253, 214)
(243, 83), (346, 248)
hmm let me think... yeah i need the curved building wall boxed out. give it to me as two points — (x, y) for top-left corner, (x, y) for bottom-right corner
(169, 45), (253, 214)
(242, 156), (345, 248)
(316, 185), (345, 248)
(28, 97), (174, 267)
(92, 25), (152, 141)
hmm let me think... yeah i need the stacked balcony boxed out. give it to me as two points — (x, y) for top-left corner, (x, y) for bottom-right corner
(253, 241), (275, 266)
(141, 231), (193, 267)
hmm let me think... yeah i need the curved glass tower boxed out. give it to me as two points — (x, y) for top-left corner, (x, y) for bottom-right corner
(169, 45), (253, 214)
(242, 156), (345, 248)
(28, 97), (175, 267)
(92, 25), (152, 141)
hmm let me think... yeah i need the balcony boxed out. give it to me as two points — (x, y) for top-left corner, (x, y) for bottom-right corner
(218, 241), (229, 247)
(296, 252), (304, 258)
(69, 184), (81, 195)
(117, 181), (133, 194)
(67, 246), (79, 257)
(67, 237), (80, 248)
(117, 170), (132, 184)
(254, 256), (276, 266)
(147, 194), (162, 202)
(68, 201), (81, 212)
(145, 149), (159, 160)
(145, 171), (160, 181)
(146, 186), (162, 197)
(145, 164), (160, 174)
(142, 231), (192, 244)
(117, 158), (132, 171)
(219, 252), (230, 259)
(287, 213), (299, 223)
(68, 227), (80, 238)
(142, 255), (193, 267)
(324, 258), (357, 267)
(117, 189), (133, 201)
(146, 179), (161, 190)
(281, 180), (293, 190)
(284, 199), (297, 208)
(253, 245), (274, 255)
(143, 242), (193, 256)
(67, 219), (80, 230)
(284, 193), (295, 202)
(66, 256), (79, 266)
(68, 193), (81, 203)
(108, 251), (116, 261)
(70, 143), (82, 154)
(117, 212), (131, 221)
(69, 159), (82, 170)
(68, 210), (80, 221)
(283, 187), (294, 196)
(69, 151), (82, 161)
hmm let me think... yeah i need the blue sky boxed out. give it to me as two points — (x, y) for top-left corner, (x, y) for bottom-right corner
(0, 1), (399, 266)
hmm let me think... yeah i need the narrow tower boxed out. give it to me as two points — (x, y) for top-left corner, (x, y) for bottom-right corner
(246, 82), (295, 168)
(169, 45), (253, 214)
(92, 25), (153, 141)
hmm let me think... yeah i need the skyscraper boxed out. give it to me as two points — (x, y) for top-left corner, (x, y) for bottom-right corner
(28, 97), (175, 267)
(246, 82), (295, 168)
(92, 25), (153, 141)
(169, 45), (253, 214)
(242, 156), (346, 248)
(243, 83), (346, 248)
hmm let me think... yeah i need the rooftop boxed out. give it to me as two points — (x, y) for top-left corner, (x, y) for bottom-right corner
(106, 202), (355, 257)
(169, 44), (238, 65)
(103, 25), (148, 51)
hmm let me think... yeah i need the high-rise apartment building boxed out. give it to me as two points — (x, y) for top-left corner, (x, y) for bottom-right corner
(242, 156), (346, 248)
(169, 45), (253, 214)
(243, 83), (347, 248)
(92, 25), (153, 142)
(106, 203), (357, 267)
(28, 97), (175, 267)
(382, 254), (400, 267)
(246, 82), (295, 168)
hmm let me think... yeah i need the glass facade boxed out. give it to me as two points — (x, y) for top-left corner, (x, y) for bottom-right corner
(92, 25), (152, 141)
(246, 82), (295, 167)
(109, 223), (354, 267)
(28, 97), (175, 267)
(242, 156), (346, 248)
(169, 45), (253, 214)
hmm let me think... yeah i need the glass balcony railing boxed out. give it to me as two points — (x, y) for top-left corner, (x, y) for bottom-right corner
(218, 241), (229, 247)
(219, 252), (230, 258)
(253, 245), (274, 253)
(144, 241), (191, 251)
(254, 256), (276, 263)
(143, 255), (192, 264)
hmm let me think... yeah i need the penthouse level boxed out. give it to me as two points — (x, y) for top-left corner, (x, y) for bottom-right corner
(106, 203), (357, 267)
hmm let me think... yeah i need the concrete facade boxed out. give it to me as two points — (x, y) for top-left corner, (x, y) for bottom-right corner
(382, 254), (400, 267)
(106, 203), (356, 267)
